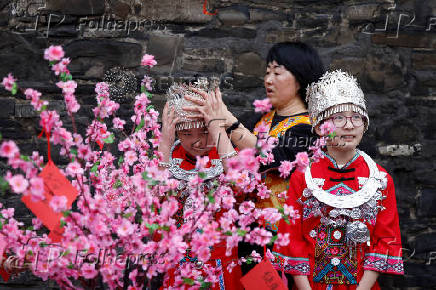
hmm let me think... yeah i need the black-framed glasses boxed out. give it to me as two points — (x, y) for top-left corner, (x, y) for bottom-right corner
(330, 113), (364, 128)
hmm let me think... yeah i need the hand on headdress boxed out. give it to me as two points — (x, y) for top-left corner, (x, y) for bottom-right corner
(160, 102), (181, 147)
(183, 86), (231, 131)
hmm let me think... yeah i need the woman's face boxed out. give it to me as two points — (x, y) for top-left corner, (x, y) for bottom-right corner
(177, 126), (213, 157)
(264, 61), (300, 109)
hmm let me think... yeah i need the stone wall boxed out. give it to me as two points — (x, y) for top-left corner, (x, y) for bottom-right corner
(0, 0), (435, 289)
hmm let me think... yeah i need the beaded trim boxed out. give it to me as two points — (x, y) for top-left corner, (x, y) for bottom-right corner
(168, 140), (223, 181)
(304, 150), (387, 208)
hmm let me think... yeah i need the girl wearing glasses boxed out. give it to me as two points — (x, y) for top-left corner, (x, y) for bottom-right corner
(272, 70), (404, 290)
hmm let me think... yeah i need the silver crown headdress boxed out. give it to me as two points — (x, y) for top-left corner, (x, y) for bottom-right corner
(306, 70), (369, 130)
(167, 77), (219, 131)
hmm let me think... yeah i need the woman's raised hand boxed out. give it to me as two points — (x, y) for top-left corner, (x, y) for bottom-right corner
(183, 87), (237, 129)
(160, 102), (180, 148)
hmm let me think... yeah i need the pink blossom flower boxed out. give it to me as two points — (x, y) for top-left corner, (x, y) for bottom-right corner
(124, 151), (138, 166)
(276, 233), (290, 247)
(81, 263), (98, 279)
(49, 195), (68, 213)
(195, 155), (209, 171)
(141, 54), (157, 67)
(56, 80), (77, 95)
(51, 58), (70, 75)
(253, 98), (272, 113)
(44, 45), (65, 62)
(283, 205), (300, 223)
(141, 75), (153, 91)
(320, 120), (336, 136)
(278, 161), (294, 178)
(29, 177), (45, 202)
(32, 218), (43, 230)
(239, 201), (255, 215)
(66, 161), (84, 176)
(0, 140), (19, 158)
(8, 174), (28, 193)
(113, 117), (125, 129)
(117, 219), (135, 237)
(295, 151), (310, 172)
(2, 73), (16, 91)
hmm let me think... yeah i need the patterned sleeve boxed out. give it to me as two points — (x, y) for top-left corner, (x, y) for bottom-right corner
(272, 171), (311, 276)
(363, 172), (404, 275)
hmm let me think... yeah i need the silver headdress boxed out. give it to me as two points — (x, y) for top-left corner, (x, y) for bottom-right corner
(167, 77), (218, 131)
(306, 70), (369, 130)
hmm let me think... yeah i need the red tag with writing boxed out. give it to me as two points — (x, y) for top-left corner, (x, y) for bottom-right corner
(240, 259), (287, 290)
(21, 161), (78, 234)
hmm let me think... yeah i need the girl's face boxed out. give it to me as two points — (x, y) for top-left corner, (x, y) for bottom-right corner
(264, 61), (300, 110)
(317, 110), (365, 152)
(177, 127), (212, 157)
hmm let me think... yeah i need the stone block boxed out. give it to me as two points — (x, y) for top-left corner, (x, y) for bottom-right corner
(249, 8), (286, 23)
(418, 187), (436, 218)
(371, 33), (436, 48)
(412, 52), (436, 70)
(15, 101), (65, 118)
(0, 98), (15, 118)
(364, 50), (405, 92)
(0, 32), (50, 82)
(0, 12), (9, 26)
(234, 52), (265, 77)
(402, 263), (436, 288)
(65, 40), (143, 78)
(182, 57), (225, 73)
(377, 144), (422, 157)
(0, 119), (31, 139)
(110, 0), (131, 19)
(329, 57), (365, 79)
(147, 34), (183, 66)
(218, 6), (250, 26)
(344, 4), (380, 22)
(138, 0), (212, 24)
(186, 27), (257, 39)
(45, 0), (105, 16)
(231, 74), (263, 90)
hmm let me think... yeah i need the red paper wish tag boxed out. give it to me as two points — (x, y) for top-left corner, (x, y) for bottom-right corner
(240, 259), (287, 290)
(22, 161), (78, 233)
(48, 229), (64, 243)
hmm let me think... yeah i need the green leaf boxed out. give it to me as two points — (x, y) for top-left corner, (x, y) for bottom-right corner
(245, 258), (253, 264)
(207, 193), (215, 204)
(49, 61), (56, 66)
(0, 176), (10, 192)
(118, 156), (124, 166)
(183, 278), (195, 286)
(19, 155), (30, 161)
(11, 82), (17, 95)
(27, 250), (33, 256)
(67, 74), (73, 81)
(122, 212), (133, 218)
(161, 225), (170, 231)
(200, 282), (212, 289)
(145, 91), (152, 99)
(62, 210), (72, 217)
(278, 207), (284, 214)
(70, 147), (77, 156)
(0, 132), (2, 142)
(140, 86), (146, 93)
(135, 118), (145, 132)
(224, 231), (232, 236)
(146, 105), (154, 112)
(67, 263), (74, 269)
(237, 229), (247, 237)
(26, 226), (34, 231)
(268, 235), (278, 246)
(39, 242), (48, 247)
(142, 171), (149, 180)
(61, 249), (70, 257)
(284, 216), (290, 225)
(145, 223), (159, 235)
(40, 104), (47, 111)
(198, 172), (206, 179)
(102, 134), (115, 144)
(91, 162), (99, 173)
(0, 221), (3, 231)
(60, 219), (66, 228)
(113, 179), (123, 189)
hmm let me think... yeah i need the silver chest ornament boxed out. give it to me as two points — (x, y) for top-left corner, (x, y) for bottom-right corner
(304, 150), (388, 246)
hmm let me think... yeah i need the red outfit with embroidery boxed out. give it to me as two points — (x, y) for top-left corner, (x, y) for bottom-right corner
(164, 141), (243, 290)
(272, 151), (404, 290)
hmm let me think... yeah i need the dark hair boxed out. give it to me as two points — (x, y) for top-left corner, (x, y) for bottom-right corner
(266, 42), (325, 108)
